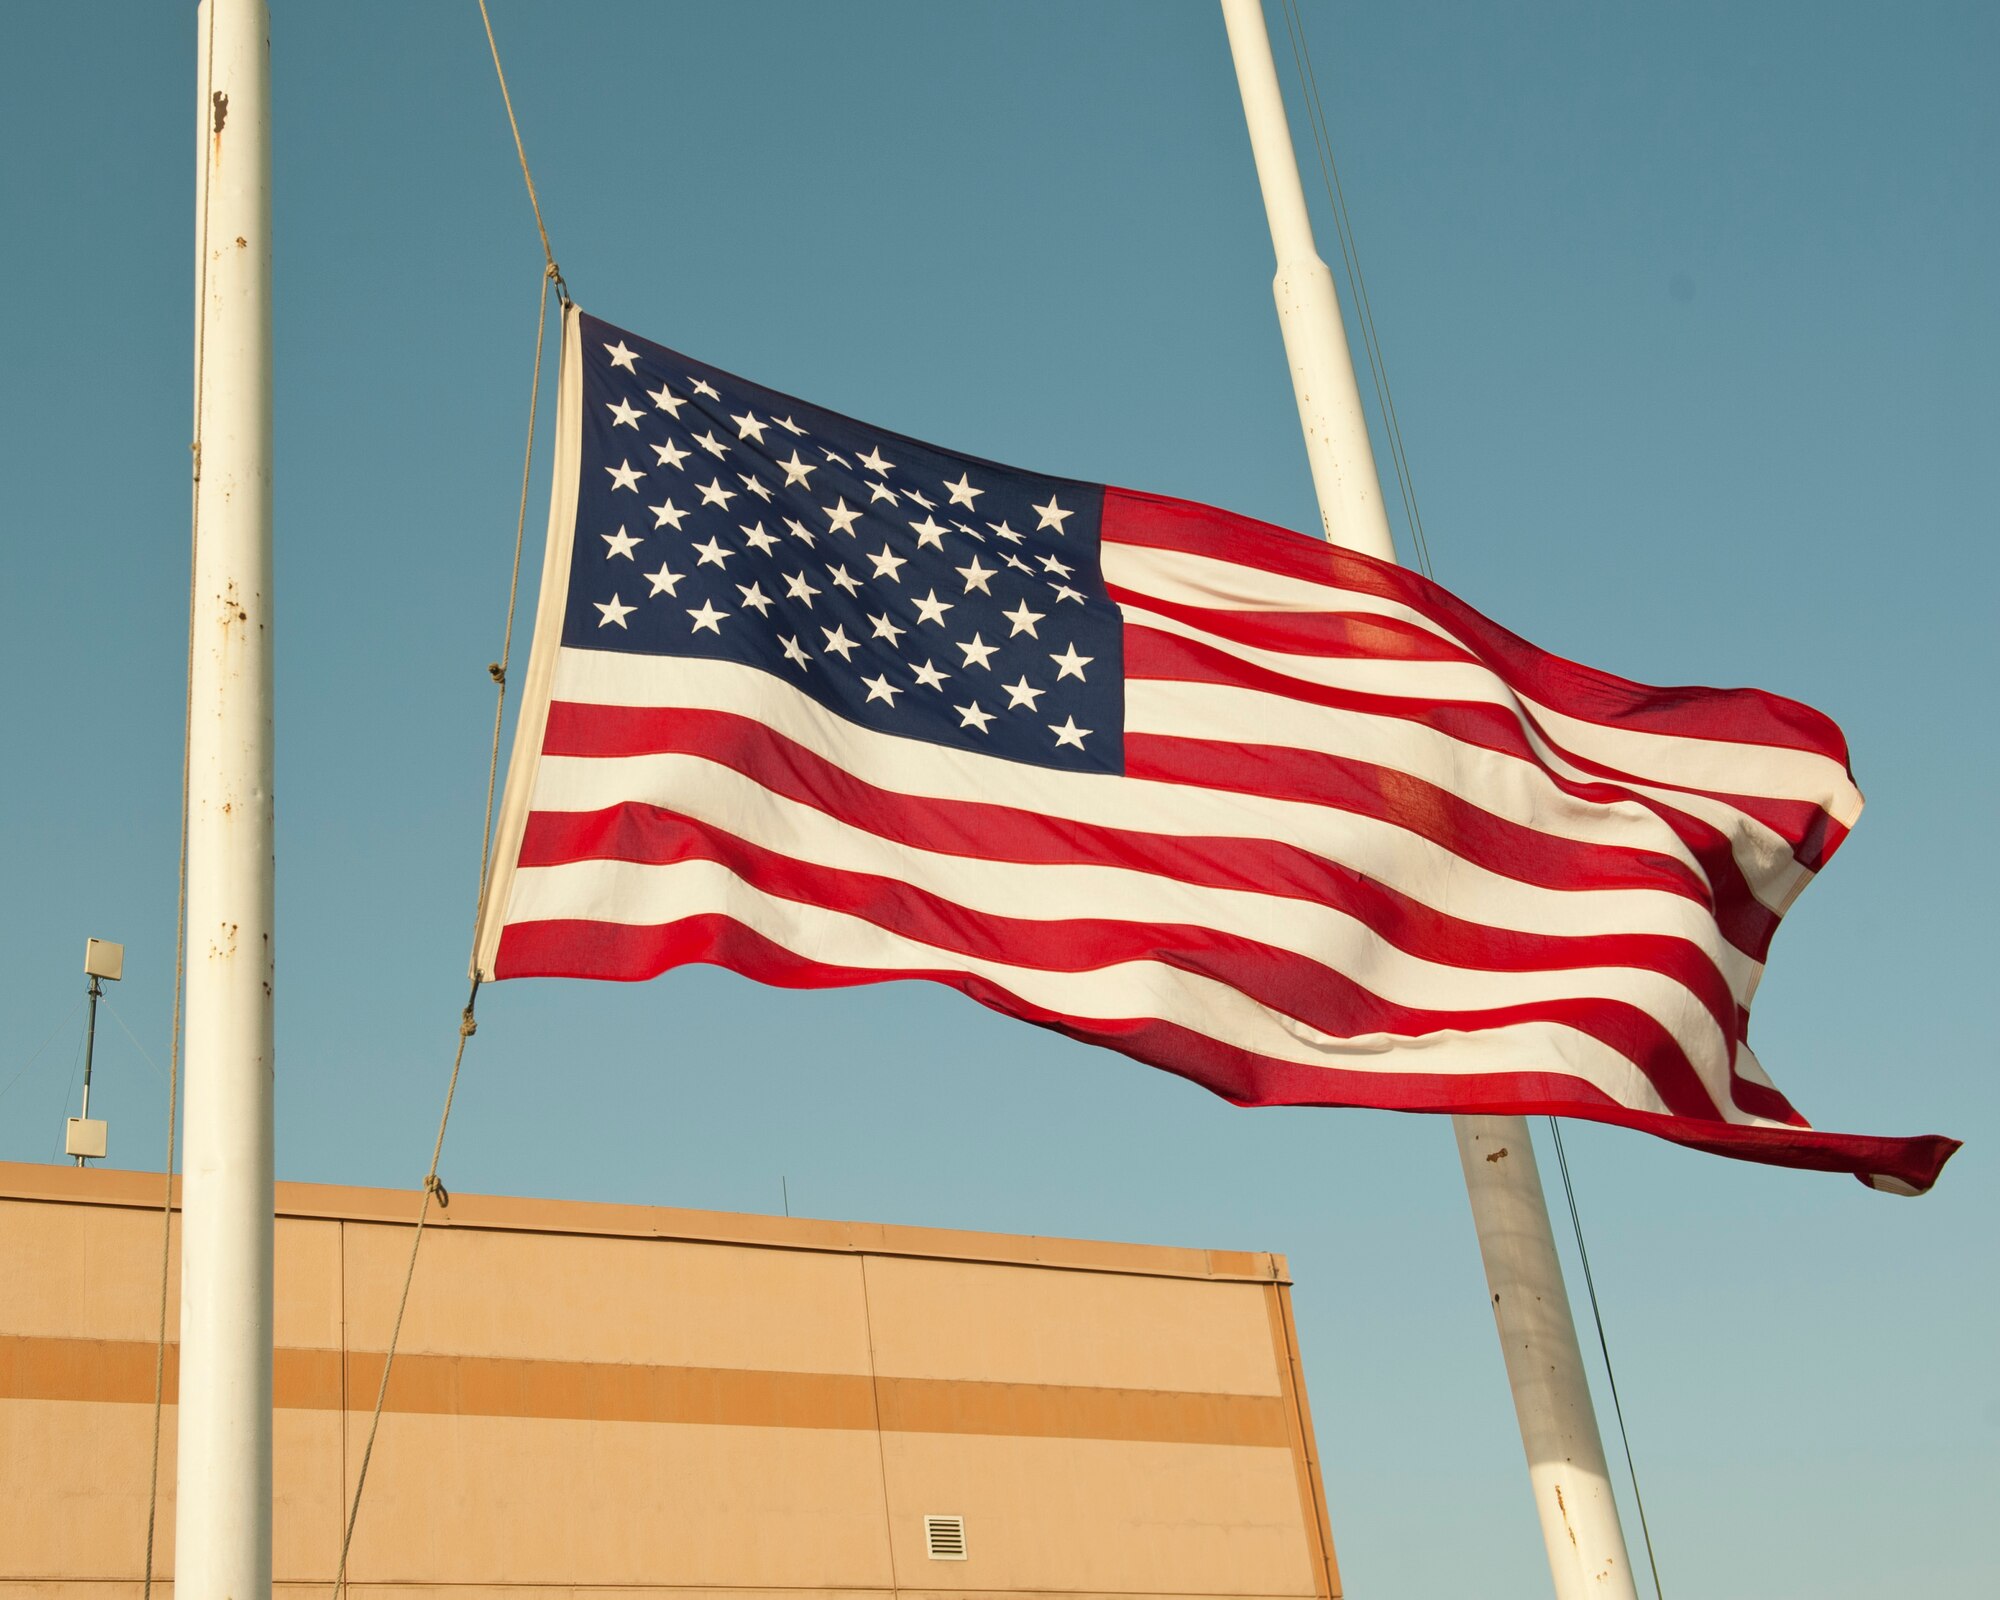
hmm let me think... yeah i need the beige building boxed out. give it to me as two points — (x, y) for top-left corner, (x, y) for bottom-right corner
(0, 1161), (1339, 1600)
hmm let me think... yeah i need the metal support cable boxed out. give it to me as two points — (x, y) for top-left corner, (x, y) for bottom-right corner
(1277, 0), (1436, 577)
(1270, 8), (1662, 1591)
(1550, 1118), (1667, 1600)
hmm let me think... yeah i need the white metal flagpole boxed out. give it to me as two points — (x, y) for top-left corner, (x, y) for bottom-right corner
(1216, 4), (1639, 1596)
(176, 1), (275, 1594)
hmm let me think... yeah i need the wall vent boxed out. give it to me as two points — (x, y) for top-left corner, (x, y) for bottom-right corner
(924, 1515), (968, 1561)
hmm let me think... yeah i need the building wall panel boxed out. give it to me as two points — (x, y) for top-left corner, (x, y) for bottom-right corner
(0, 1164), (1340, 1598)
(861, 1255), (1282, 1395)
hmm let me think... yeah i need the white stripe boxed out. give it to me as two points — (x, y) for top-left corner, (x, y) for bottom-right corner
(1103, 540), (1459, 642)
(1126, 677), (1813, 918)
(525, 747), (1736, 1075)
(542, 647), (1766, 1001)
(1106, 541), (1862, 826)
(502, 856), (1787, 1130)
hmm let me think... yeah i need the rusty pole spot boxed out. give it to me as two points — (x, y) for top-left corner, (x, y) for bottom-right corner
(212, 90), (229, 136)
(1485, 1145), (1509, 1163)
(1554, 1483), (1578, 1545)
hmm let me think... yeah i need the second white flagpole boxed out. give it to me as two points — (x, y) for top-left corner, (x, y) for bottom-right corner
(176, 1), (276, 1594)
(1217, 4), (1640, 1596)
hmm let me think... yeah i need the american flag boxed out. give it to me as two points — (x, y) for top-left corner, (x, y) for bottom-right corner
(475, 308), (1957, 1194)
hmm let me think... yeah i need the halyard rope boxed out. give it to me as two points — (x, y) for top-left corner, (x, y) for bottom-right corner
(331, 257), (555, 1600)
(139, 2), (217, 1587)
(327, 7), (567, 1583)
(478, 0), (568, 302)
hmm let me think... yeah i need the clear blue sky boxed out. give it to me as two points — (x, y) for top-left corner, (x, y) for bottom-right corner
(2, 3), (1993, 1595)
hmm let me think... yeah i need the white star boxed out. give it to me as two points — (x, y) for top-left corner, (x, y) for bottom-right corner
(956, 632), (998, 670)
(944, 472), (982, 508)
(953, 521), (984, 540)
(1002, 599), (1045, 637)
(1003, 553), (1035, 575)
(820, 446), (852, 468)
(784, 571), (821, 607)
(775, 415), (808, 437)
(912, 659), (949, 690)
(650, 498), (689, 531)
(687, 599), (727, 635)
(693, 535), (733, 568)
(823, 498), (862, 537)
(736, 580), (774, 615)
(606, 460), (644, 493)
(694, 429), (729, 459)
(869, 611), (905, 645)
(606, 397), (643, 429)
(605, 340), (639, 371)
(955, 700), (995, 733)
(857, 445), (894, 475)
(1050, 642), (1092, 681)
(1050, 583), (1085, 605)
(777, 451), (817, 487)
(912, 589), (953, 626)
(867, 545), (908, 583)
(739, 521), (779, 555)
(826, 564), (862, 596)
(862, 672), (900, 707)
(698, 478), (737, 508)
(780, 635), (811, 669)
(865, 479), (899, 506)
(1003, 676), (1045, 710)
(602, 526), (642, 560)
(731, 410), (768, 443)
(910, 515), (950, 550)
(956, 555), (996, 594)
(651, 439), (691, 470)
(595, 593), (634, 628)
(821, 624), (858, 661)
(645, 563), (684, 596)
(738, 473), (774, 503)
(986, 520), (1024, 544)
(783, 517), (817, 547)
(647, 383), (686, 417)
(902, 485), (936, 510)
(1032, 495), (1074, 533)
(1040, 553), (1075, 577)
(690, 376), (721, 400)
(1049, 716), (1091, 750)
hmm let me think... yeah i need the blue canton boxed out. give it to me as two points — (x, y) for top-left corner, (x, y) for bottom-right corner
(563, 313), (1124, 775)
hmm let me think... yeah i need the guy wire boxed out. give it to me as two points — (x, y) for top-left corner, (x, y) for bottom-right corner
(1275, 6), (1663, 1593)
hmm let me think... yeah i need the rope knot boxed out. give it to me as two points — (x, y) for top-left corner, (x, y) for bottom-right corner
(487, 662), (506, 684)
(459, 1009), (478, 1038)
(424, 1173), (451, 1209)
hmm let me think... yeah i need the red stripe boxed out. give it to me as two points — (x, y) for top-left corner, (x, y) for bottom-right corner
(546, 701), (1720, 912)
(1102, 486), (1858, 780)
(519, 801), (1736, 1116)
(492, 911), (1957, 1194)
(1125, 731), (1782, 965)
(1125, 623), (1840, 860)
(538, 702), (1746, 1024)
(1126, 627), (1795, 957)
(1109, 582), (1473, 666)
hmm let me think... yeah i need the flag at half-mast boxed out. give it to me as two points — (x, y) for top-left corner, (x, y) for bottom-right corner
(474, 306), (1958, 1195)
